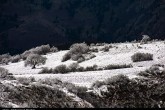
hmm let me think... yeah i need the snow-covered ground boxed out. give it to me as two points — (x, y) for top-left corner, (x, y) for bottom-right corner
(1, 41), (165, 88)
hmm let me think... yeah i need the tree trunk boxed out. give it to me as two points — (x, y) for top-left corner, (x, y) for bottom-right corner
(32, 65), (36, 69)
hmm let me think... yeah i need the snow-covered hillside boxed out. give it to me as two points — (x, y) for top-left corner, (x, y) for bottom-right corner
(1, 41), (165, 88)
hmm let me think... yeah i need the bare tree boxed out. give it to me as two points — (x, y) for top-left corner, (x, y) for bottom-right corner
(140, 35), (151, 44)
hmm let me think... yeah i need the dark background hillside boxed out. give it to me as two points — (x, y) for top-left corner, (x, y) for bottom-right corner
(0, 0), (165, 55)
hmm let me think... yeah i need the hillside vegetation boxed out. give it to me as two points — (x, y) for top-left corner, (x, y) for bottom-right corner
(0, 39), (165, 108)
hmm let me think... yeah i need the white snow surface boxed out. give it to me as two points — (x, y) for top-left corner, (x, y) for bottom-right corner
(1, 41), (165, 88)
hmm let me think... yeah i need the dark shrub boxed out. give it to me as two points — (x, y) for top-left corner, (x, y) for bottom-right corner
(97, 67), (104, 71)
(104, 64), (133, 70)
(61, 52), (71, 62)
(32, 44), (51, 55)
(68, 63), (79, 72)
(54, 65), (69, 74)
(62, 43), (89, 62)
(70, 43), (89, 54)
(131, 52), (153, 62)
(77, 67), (85, 72)
(85, 65), (98, 71)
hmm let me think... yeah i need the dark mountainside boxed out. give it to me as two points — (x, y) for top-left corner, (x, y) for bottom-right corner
(0, 0), (165, 55)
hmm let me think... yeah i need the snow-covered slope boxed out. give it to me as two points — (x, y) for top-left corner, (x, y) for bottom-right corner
(1, 41), (165, 88)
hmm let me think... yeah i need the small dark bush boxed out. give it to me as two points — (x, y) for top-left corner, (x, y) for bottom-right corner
(62, 43), (89, 62)
(68, 63), (79, 72)
(77, 67), (85, 72)
(131, 52), (153, 62)
(61, 52), (71, 62)
(104, 64), (133, 70)
(54, 65), (69, 74)
(85, 65), (98, 71)
(39, 63), (79, 74)
(97, 67), (104, 71)
(32, 44), (51, 55)
(70, 43), (89, 55)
